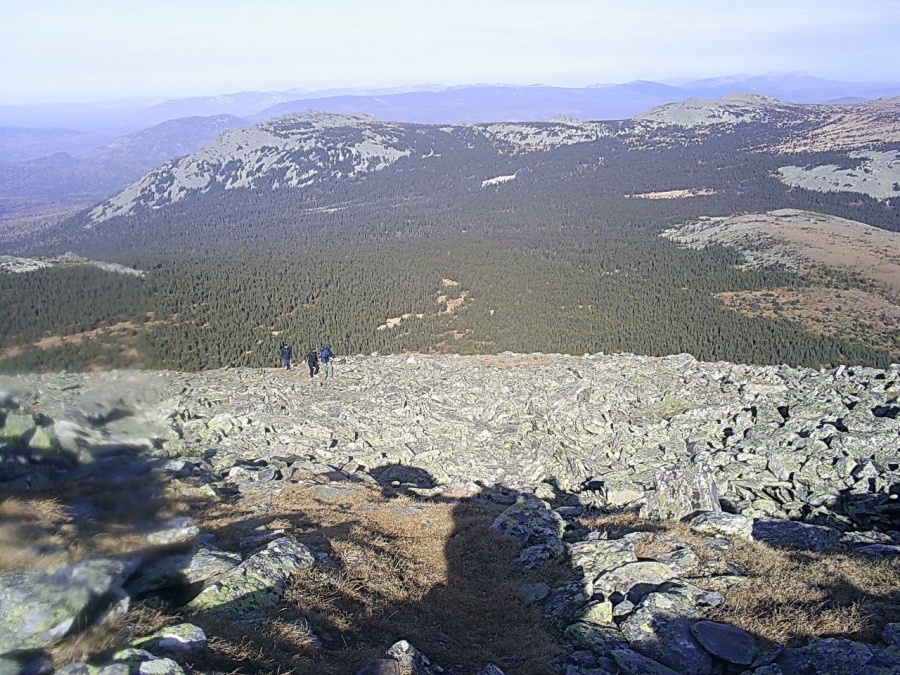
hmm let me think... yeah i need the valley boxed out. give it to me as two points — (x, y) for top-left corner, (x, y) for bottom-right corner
(0, 94), (899, 373)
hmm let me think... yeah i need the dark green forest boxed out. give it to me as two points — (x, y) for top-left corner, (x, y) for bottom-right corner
(1, 120), (898, 372)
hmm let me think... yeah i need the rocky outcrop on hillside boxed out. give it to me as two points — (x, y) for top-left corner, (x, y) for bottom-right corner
(1, 352), (899, 674)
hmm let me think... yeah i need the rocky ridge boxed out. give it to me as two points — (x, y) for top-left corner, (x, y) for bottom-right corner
(82, 96), (900, 227)
(1, 352), (899, 674)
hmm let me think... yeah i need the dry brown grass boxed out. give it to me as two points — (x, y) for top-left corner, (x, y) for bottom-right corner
(9, 479), (899, 672)
(48, 605), (172, 668)
(578, 513), (900, 648)
(716, 286), (900, 354)
(0, 470), (199, 574)
(188, 484), (564, 674)
(0, 497), (72, 571)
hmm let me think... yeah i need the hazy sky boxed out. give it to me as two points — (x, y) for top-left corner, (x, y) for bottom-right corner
(2, 0), (899, 105)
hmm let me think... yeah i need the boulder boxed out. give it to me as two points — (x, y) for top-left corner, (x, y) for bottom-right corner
(687, 511), (754, 539)
(618, 583), (723, 675)
(752, 518), (842, 551)
(775, 638), (874, 675)
(641, 460), (720, 520)
(131, 623), (207, 657)
(690, 620), (758, 665)
(594, 561), (679, 604)
(0, 557), (136, 654)
(491, 496), (565, 546)
(568, 539), (637, 581)
(183, 536), (314, 619)
(125, 544), (242, 598)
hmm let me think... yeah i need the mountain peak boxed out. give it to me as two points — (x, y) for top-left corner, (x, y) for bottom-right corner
(635, 93), (791, 127)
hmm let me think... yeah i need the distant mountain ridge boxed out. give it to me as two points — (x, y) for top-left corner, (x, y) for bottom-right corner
(80, 95), (900, 225)
(3, 76), (900, 220)
(4, 73), (900, 131)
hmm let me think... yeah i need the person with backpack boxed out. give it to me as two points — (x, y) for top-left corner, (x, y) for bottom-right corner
(306, 347), (320, 378)
(279, 342), (293, 370)
(320, 343), (335, 379)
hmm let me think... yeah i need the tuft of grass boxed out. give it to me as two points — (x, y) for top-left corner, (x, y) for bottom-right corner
(47, 604), (171, 668)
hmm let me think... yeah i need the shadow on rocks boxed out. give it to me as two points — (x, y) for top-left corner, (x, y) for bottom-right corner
(0, 387), (208, 674)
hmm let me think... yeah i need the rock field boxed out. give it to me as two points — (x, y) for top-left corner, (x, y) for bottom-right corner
(1, 352), (899, 674)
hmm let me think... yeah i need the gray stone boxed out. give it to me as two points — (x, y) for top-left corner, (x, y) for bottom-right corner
(519, 582), (551, 606)
(491, 496), (565, 546)
(687, 511), (754, 539)
(752, 518), (842, 551)
(0, 557), (136, 653)
(514, 541), (568, 570)
(0, 413), (36, 445)
(383, 640), (438, 675)
(576, 600), (615, 626)
(564, 622), (628, 656)
(776, 638), (874, 675)
(131, 623), (207, 656)
(145, 518), (199, 547)
(618, 583), (722, 675)
(544, 580), (592, 629)
(641, 460), (721, 520)
(690, 620), (758, 665)
(646, 544), (700, 575)
(184, 535), (315, 618)
(569, 539), (637, 581)
(476, 666), (506, 675)
(125, 544), (242, 597)
(594, 561), (679, 603)
(884, 623), (900, 647)
(609, 648), (681, 675)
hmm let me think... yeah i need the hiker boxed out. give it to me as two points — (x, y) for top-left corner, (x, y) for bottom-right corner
(320, 343), (335, 379)
(306, 346), (320, 378)
(279, 342), (292, 370)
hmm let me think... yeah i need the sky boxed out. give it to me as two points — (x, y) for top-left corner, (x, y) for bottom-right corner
(1, 0), (899, 105)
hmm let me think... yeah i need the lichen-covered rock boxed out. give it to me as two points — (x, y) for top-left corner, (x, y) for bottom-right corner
(564, 622), (628, 656)
(384, 640), (439, 675)
(55, 647), (185, 675)
(594, 561), (679, 603)
(183, 535), (314, 618)
(491, 496), (566, 546)
(0, 557), (136, 654)
(576, 600), (615, 626)
(609, 647), (681, 675)
(130, 623), (207, 657)
(514, 540), (568, 570)
(568, 539), (637, 581)
(144, 518), (199, 547)
(519, 582), (551, 606)
(544, 580), (592, 630)
(641, 460), (721, 520)
(618, 583), (723, 675)
(687, 511), (754, 539)
(0, 413), (36, 445)
(125, 544), (242, 598)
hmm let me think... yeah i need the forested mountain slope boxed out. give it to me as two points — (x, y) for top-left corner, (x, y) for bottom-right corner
(1, 96), (898, 373)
